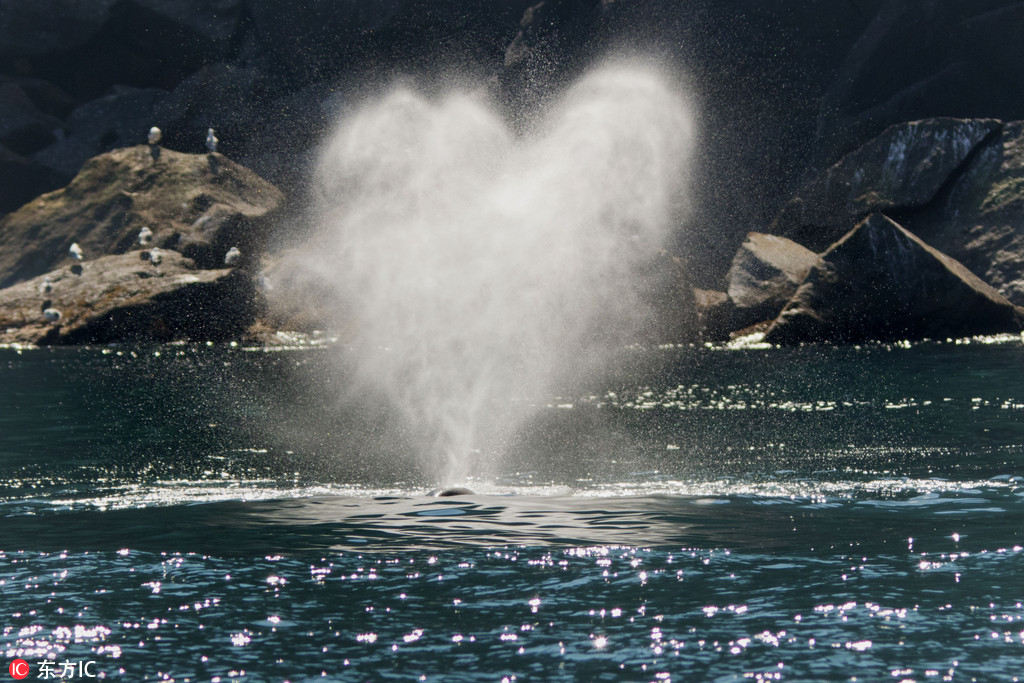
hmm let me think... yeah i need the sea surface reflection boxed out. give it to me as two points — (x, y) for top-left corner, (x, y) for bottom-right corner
(2, 339), (1024, 680)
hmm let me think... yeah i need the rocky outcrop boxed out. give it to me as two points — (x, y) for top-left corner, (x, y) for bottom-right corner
(0, 250), (256, 345)
(0, 145), (283, 288)
(725, 232), (819, 330)
(3, 0), (1024, 292)
(765, 214), (1024, 344)
(767, 115), (1024, 307)
(31, 86), (167, 177)
(816, 1), (1024, 170)
(772, 118), (1001, 251)
(906, 121), (1024, 304)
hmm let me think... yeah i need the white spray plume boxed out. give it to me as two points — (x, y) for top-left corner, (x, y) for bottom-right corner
(301, 60), (695, 485)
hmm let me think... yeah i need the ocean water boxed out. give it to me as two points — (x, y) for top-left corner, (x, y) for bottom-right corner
(2, 339), (1024, 681)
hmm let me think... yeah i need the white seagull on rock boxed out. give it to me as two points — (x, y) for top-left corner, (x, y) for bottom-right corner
(148, 126), (162, 145)
(224, 246), (241, 266)
(138, 226), (153, 246)
(206, 128), (218, 153)
(68, 242), (83, 261)
(39, 277), (53, 294)
(43, 308), (62, 323)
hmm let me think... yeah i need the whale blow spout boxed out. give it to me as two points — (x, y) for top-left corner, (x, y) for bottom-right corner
(301, 58), (696, 484)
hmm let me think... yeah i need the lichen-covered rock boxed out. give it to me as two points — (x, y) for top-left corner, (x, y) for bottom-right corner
(0, 145), (283, 288)
(726, 232), (819, 329)
(909, 121), (1024, 304)
(0, 250), (256, 345)
(765, 214), (1024, 344)
(772, 118), (1001, 251)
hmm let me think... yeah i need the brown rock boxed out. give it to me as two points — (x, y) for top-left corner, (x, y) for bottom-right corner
(726, 232), (818, 329)
(0, 145), (283, 288)
(0, 250), (256, 345)
(765, 213), (1024, 344)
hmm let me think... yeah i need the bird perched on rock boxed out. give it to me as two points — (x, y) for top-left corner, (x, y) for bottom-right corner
(43, 308), (62, 323)
(206, 128), (218, 153)
(147, 247), (163, 266)
(148, 126), (162, 145)
(138, 226), (153, 246)
(39, 277), (53, 294)
(68, 242), (83, 260)
(224, 246), (241, 266)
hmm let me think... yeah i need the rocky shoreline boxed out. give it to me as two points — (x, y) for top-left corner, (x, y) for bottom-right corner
(2, 2), (1023, 346)
(1, 115), (1022, 347)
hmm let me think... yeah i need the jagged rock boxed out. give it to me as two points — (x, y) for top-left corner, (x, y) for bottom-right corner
(31, 86), (167, 177)
(0, 145), (284, 288)
(0, 250), (256, 345)
(816, 0), (1024, 170)
(0, 143), (67, 214)
(765, 214), (1024, 344)
(726, 232), (819, 330)
(907, 121), (1024, 304)
(772, 118), (1001, 251)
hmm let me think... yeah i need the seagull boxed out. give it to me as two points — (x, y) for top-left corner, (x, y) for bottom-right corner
(224, 246), (241, 266)
(206, 128), (218, 153)
(43, 308), (62, 323)
(148, 247), (163, 265)
(39, 277), (53, 294)
(69, 242), (83, 260)
(148, 126), (162, 145)
(138, 226), (153, 246)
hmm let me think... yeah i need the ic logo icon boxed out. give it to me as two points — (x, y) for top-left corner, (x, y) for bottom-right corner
(8, 659), (30, 680)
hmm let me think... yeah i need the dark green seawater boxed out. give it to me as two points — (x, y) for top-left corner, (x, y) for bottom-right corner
(2, 338), (1024, 681)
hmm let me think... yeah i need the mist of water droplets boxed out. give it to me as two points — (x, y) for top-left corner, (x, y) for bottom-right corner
(295, 60), (695, 484)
